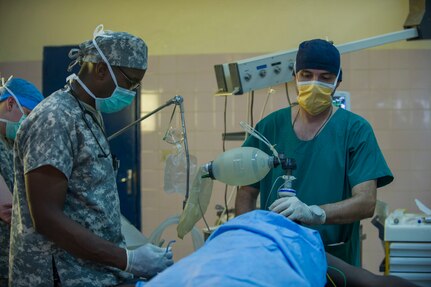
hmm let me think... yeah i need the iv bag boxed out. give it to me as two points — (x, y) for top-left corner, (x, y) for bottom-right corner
(164, 145), (197, 195)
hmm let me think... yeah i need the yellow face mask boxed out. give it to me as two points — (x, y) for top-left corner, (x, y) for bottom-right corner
(297, 80), (335, 116)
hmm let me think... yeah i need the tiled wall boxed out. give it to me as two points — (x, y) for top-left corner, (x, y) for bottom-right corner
(1, 49), (430, 274)
(140, 50), (431, 273)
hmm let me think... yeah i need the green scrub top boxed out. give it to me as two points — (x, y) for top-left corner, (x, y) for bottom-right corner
(243, 106), (393, 266)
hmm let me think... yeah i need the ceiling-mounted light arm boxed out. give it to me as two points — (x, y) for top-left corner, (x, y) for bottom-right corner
(336, 28), (418, 54)
(214, 28), (420, 96)
(214, 0), (430, 95)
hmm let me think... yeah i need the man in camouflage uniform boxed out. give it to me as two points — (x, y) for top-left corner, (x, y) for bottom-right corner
(0, 77), (44, 286)
(9, 25), (173, 287)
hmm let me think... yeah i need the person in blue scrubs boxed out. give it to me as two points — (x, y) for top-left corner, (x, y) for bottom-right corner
(235, 39), (393, 266)
(0, 77), (44, 286)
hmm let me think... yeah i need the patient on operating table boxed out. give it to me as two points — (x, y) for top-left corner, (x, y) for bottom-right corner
(140, 210), (419, 287)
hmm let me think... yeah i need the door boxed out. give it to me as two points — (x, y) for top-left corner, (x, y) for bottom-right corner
(42, 45), (142, 228)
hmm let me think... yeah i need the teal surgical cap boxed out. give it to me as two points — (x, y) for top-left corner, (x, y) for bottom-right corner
(0, 78), (44, 110)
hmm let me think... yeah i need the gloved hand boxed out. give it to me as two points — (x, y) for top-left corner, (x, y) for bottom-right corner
(125, 243), (174, 278)
(269, 196), (326, 225)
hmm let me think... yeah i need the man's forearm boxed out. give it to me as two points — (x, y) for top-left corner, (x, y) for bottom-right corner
(26, 166), (128, 270)
(235, 186), (259, 216)
(35, 209), (127, 270)
(321, 180), (377, 224)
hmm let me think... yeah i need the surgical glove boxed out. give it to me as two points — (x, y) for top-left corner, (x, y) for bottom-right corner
(125, 243), (174, 278)
(269, 196), (326, 225)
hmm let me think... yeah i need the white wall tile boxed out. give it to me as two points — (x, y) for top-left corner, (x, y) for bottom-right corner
(389, 69), (411, 90)
(349, 70), (370, 90)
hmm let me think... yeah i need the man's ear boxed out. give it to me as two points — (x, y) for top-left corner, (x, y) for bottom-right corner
(7, 97), (16, 111)
(95, 62), (109, 80)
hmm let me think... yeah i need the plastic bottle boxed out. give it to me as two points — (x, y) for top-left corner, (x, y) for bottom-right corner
(203, 147), (274, 186)
(278, 175), (296, 198)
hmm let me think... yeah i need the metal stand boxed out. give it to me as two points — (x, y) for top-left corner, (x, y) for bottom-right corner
(108, 95), (191, 209)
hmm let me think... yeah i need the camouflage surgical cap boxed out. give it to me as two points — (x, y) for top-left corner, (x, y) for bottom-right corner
(68, 24), (148, 72)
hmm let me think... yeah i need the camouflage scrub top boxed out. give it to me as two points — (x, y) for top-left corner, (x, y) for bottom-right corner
(9, 88), (132, 286)
(0, 137), (13, 284)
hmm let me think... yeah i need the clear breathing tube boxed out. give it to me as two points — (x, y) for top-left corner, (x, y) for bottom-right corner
(240, 121), (279, 159)
(263, 174), (297, 209)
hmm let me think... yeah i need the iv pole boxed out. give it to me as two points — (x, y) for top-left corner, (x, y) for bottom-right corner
(108, 95), (191, 209)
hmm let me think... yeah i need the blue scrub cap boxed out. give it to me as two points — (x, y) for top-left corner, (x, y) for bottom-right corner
(295, 39), (342, 80)
(68, 24), (148, 72)
(0, 77), (44, 110)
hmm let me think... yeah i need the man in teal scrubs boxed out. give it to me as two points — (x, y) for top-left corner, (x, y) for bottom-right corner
(235, 39), (393, 266)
